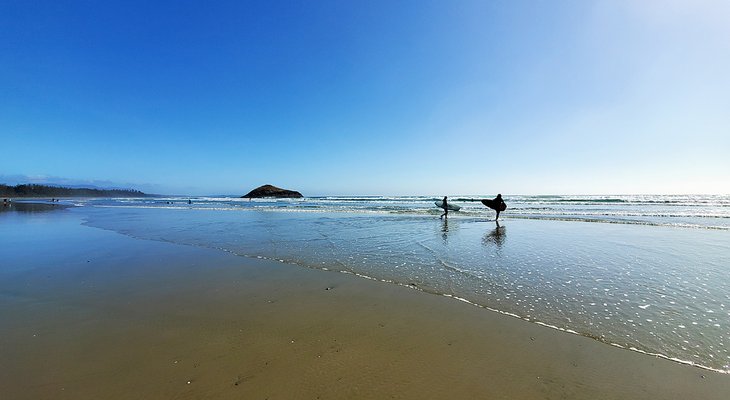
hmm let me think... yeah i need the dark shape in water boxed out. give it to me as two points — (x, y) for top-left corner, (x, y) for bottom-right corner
(483, 222), (506, 247)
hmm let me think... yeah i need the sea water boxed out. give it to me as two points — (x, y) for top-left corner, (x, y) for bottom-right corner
(70, 195), (730, 372)
(81, 194), (730, 229)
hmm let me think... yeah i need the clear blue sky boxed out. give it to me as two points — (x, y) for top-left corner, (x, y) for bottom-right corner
(2, 0), (728, 195)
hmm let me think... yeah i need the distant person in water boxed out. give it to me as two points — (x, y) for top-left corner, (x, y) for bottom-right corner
(494, 194), (506, 221)
(440, 196), (448, 219)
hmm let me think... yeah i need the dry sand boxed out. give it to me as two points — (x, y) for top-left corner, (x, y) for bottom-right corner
(1, 212), (728, 399)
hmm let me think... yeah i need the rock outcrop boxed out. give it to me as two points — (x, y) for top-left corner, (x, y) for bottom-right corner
(241, 184), (303, 199)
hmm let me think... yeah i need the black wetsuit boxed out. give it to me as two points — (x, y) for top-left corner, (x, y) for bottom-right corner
(494, 195), (505, 220)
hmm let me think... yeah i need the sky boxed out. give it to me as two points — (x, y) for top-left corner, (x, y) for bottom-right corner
(1, 0), (728, 196)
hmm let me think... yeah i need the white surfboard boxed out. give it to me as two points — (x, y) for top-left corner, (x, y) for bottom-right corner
(435, 201), (461, 211)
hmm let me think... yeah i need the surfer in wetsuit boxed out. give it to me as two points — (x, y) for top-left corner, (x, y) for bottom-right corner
(494, 194), (506, 221)
(440, 196), (448, 219)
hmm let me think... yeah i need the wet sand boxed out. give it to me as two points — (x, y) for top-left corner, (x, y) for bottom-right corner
(1, 209), (728, 399)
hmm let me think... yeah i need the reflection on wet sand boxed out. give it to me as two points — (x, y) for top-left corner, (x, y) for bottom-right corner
(0, 201), (68, 213)
(439, 218), (462, 242)
(482, 221), (506, 248)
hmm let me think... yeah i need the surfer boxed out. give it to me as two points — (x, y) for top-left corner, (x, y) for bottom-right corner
(481, 194), (507, 222)
(440, 196), (448, 219)
(494, 194), (506, 221)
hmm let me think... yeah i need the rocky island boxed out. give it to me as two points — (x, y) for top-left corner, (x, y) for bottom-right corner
(241, 184), (303, 199)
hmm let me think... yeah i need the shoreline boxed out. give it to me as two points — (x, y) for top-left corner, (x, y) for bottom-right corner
(1, 210), (729, 399)
(331, 268), (730, 376)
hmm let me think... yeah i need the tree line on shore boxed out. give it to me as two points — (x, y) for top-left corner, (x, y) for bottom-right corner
(0, 184), (148, 198)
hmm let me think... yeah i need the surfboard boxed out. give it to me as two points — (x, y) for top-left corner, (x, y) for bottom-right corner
(435, 201), (461, 211)
(481, 199), (506, 212)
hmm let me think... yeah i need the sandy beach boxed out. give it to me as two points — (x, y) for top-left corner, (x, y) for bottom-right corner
(4, 1), (728, 397)
(1, 206), (728, 399)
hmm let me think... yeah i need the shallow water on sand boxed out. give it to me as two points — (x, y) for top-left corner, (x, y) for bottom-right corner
(78, 205), (730, 373)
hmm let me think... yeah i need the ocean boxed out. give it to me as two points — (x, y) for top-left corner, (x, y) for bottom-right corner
(48, 194), (730, 372)
(80, 194), (730, 229)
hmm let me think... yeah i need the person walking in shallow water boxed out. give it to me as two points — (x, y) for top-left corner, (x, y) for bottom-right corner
(440, 196), (449, 219)
(481, 194), (507, 221)
(494, 193), (506, 221)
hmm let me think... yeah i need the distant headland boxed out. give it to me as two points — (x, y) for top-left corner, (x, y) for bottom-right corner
(242, 184), (303, 199)
(0, 184), (148, 198)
